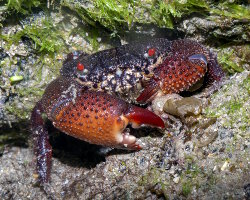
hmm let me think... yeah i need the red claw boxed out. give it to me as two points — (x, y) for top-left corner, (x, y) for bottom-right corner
(136, 78), (160, 104)
(124, 105), (165, 129)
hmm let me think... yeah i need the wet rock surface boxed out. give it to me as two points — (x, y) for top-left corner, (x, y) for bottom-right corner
(0, 1), (249, 199)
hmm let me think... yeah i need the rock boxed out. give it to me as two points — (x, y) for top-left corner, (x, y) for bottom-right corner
(173, 176), (180, 184)
(163, 96), (202, 117)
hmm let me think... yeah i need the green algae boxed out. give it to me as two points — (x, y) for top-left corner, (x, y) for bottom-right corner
(0, 52), (62, 120)
(210, 2), (250, 20)
(61, 0), (248, 32)
(217, 45), (250, 74)
(16, 87), (44, 97)
(62, 0), (209, 31)
(1, 0), (248, 57)
(181, 180), (192, 197)
(71, 26), (102, 51)
(218, 49), (244, 73)
(5, 102), (32, 120)
(138, 167), (168, 187)
(136, 155), (211, 198)
(10, 75), (23, 83)
(150, 0), (208, 28)
(205, 72), (250, 132)
(4, 0), (43, 14)
(1, 17), (66, 54)
(61, 0), (137, 31)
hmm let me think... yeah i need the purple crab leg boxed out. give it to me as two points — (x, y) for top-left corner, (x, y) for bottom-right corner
(31, 101), (52, 183)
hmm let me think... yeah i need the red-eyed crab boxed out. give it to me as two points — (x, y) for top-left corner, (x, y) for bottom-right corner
(31, 38), (224, 183)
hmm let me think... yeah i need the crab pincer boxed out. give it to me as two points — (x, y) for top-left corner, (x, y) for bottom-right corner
(136, 40), (215, 103)
(31, 77), (164, 183)
(51, 90), (164, 151)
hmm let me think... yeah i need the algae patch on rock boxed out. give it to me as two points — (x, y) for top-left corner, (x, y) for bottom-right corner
(205, 71), (250, 132)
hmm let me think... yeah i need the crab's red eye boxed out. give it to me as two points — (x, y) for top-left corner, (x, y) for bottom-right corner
(77, 62), (84, 71)
(148, 48), (156, 57)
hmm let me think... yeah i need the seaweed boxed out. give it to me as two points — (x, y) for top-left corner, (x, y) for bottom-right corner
(210, 2), (250, 20)
(1, 0), (248, 53)
(150, 0), (208, 28)
(0, 17), (66, 54)
(205, 72), (250, 131)
(62, 0), (209, 31)
(4, 0), (44, 14)
(181, 181), (192, 197)
(217, 45), (250, 74)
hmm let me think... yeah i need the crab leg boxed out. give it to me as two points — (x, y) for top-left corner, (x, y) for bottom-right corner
(31, 101), (52, 183)
(50, 90), (165, 151)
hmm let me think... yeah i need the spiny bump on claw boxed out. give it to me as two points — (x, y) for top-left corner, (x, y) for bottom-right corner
(161, 64), (206, 93)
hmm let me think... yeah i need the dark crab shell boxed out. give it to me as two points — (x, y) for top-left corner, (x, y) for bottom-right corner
(60, 38), (224, 103)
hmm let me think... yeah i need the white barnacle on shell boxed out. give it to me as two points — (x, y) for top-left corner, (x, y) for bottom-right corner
(107, 74), (114, 81)
(126, 74), (131, 80)
(101, 80), (108, 88)
(116, 68), (122, 76)
(82, 69), (88, 74)
(111, 79), (116, 85)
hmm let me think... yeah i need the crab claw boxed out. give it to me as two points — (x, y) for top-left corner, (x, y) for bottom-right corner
(50, 90), (164, 151)
(123, 105), (165, 129)
(116, 104), (165, 150)
(137, 40), (210, 104)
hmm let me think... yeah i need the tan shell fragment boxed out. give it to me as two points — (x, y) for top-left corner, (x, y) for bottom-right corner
(163, 96), (202, 117)
(151, 94), (182, 114)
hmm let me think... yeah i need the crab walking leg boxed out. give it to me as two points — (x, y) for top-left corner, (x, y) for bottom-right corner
(31, 101), (52, 183)
(50, 90), (165, 150)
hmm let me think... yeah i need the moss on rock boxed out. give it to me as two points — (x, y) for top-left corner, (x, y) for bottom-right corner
(218, 45), (250, 74)
(205, 71), (250, 132)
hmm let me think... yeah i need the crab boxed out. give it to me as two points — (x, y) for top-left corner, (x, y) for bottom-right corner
(31, 38), (224, 183)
